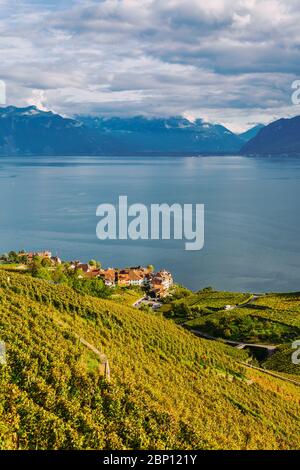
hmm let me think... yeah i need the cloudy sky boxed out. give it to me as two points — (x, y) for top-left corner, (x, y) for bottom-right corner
(1, 0), (300, 131)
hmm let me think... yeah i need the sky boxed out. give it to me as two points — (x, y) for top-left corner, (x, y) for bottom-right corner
(1, 0), (300, 132)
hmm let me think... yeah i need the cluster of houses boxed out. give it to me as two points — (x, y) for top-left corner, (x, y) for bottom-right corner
(70, 263), (173, 298)
(15, 251), (173, 298)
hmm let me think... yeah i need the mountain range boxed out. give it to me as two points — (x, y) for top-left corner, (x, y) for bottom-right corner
(0, 105), (263, 156)
(2, 105), (300, 156)
(77, 115), (248, 154)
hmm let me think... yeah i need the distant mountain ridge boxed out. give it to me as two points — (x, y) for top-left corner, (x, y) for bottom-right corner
(0, 106), (112, 156)
(238, 124), (265, 142)
(242, 116), (300, 155)
(0, 105), (263, 156)
(77, 115), (245, 154)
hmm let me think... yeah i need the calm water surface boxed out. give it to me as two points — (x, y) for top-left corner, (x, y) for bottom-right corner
(0, 155), (299, 292)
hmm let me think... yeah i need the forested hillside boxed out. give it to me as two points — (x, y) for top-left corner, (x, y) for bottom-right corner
(0, 271), (299, 450)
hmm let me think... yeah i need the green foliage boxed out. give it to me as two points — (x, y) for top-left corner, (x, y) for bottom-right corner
(167, 284), (192, 300)
(41, 258), (52, 268)
(89, 260), (101, 269)
(65, 274), (110, 299)
(23, 261), (111, 300)
(162, 290), (250, 323)
(30, 258), (43, 277)
(167, 302), (193, 321)
(52, 265), (68, 284)
(163, 289), (300, 347)
(183, 293), (300, 345)
(0, 271), (299, 450)
(33, 267), (52, 281)
(8, 251), (18, 263)
(186, 311), (300, 343)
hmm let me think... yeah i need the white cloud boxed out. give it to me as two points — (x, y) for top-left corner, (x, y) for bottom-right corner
(0, 0), (300, 130)
(26, 89), (49, 111)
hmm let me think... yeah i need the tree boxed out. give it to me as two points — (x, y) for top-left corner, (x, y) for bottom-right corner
(87, 278), (108, 297)
(52, 265), (67, 284)
(18, 254), (29, 265)
(8, 251), (18, 263)
(0, 253), (8, 262)
(171, 301), (192, 319)
(34, 267), (52, 281)
(89, 260), (101, 269)
(30, 257), (42, 277)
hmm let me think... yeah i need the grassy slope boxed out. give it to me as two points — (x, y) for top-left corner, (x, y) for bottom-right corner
(0, 271), (300, 450)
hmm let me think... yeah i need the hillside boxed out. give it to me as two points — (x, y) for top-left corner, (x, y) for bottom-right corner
(185, 292), (300, 344)
(0, 271), (300, 450)
(242, 116), (300, 155)
(161, 288), (300, 373)
(162, 289), (300, 341)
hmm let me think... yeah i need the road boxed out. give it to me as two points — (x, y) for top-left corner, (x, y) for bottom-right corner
(132, 296), (147, 307)
(225, 294), (263, 311)
(54, 317), (111, 380)
(133, 297), (162, 310)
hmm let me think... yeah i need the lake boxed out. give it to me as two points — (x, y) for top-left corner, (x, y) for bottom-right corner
(0, 155), (299, 292)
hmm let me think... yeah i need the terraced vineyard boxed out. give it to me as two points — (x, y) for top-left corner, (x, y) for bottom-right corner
(110, 287), (144, 306)
(183, 293), (300, 342)
(160, 289), (251, 322)
(255, 293), (300, 327)
(0, 271), (300, 449)
(185, 308), (300, 343)
(164, 289), (250, 310)
(159, 287), (300, 380)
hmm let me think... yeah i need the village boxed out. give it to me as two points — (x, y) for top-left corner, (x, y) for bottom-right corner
(73, 262), (173, 299)
(1, 250), (174, 300)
